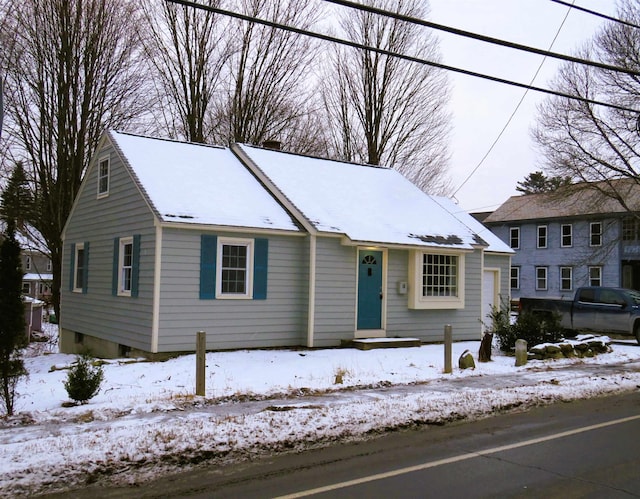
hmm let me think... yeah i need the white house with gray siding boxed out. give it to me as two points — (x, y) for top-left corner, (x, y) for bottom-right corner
(60, 131), (512, 358)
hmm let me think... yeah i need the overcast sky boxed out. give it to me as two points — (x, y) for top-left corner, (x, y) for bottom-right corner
(426, 0), (618, 213)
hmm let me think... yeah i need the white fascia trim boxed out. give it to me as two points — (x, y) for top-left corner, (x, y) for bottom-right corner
(151, 222), (162, 353)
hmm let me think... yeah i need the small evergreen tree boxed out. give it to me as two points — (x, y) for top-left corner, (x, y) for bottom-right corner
(0, 231), (27, 416)
(0, 162), (34, 232)
(64, 354), (104, 405)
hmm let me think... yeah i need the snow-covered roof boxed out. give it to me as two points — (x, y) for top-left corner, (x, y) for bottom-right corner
(237, 144), (487, 250)
(0, 222), (49, 254)
(23, 273), (53, 281)
(432, 196), (514, 255)
(109, 132), (300, 232)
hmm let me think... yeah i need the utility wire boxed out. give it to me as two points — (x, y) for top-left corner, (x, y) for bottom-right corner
(550, 0), (640, 30)
(453, 1), (575, 197)
(166, 0), (640, 114)
(322, 0), (640, 77)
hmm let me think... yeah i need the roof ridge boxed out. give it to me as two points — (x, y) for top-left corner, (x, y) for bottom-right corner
(111, 130), (226, 151)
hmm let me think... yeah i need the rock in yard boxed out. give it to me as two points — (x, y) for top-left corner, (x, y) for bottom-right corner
(458, 350), (475, 369)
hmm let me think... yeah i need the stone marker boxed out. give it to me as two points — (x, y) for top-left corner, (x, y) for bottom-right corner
(515, 339), (527, 367)
(458, 349), (475, 369)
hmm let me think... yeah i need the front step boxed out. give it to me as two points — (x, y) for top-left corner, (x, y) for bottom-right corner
(349, 337), (421, 350)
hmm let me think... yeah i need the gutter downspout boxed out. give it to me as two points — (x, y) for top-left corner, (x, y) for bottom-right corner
(307, 234), (317, 348)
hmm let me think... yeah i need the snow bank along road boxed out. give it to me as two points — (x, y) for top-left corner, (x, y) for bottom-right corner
(1, 340), (640, 496)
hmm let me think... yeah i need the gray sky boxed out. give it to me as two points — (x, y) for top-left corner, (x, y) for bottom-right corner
(427, 0), (618, 213)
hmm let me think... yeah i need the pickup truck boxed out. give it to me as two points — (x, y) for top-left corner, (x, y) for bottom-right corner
(519, 286), (640, 343)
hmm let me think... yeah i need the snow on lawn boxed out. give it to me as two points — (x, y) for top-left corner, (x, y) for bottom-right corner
(2, 327), (640, 496)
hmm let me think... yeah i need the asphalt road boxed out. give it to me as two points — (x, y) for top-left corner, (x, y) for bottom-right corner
(57, 390), (640, 498)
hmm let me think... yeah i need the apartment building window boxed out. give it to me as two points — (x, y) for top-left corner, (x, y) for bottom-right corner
(509, 227), (520, 249)
(510, 267), (520, 290)
(589, 266), (602, 286)
(560, 266), (573, 291)
(590, 222), (602, 247)
(537, 225), (547, 248)
(561, 224), (573, 247)
(623, 218), (639, 241)
(536, 267), (548, 290)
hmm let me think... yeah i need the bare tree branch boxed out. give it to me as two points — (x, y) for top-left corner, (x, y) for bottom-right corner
(321, 0), (452, 194)
(0, 0), (150, 319)
(534, 0), (640, 208)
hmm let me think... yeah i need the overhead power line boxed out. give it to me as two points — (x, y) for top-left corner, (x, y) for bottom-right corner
(323, 0), (640, 77)
(166, 0), (640, 114)
(453, 1), (576, 197)
(550, 0), (640, 30)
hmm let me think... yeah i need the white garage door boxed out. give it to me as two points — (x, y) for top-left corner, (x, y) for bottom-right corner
(482, 270), (498, 330)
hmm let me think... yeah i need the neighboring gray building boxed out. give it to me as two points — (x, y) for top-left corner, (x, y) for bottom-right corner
(483, 181), (640, 301)
(1, 223), (53, 302)
(61, 130), (512, 358)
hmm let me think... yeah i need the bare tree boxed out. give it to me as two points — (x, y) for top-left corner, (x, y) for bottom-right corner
(533, 0), (640, 207)
(321, 0), (452, 193)
(212, 0), (322, 151)
(142, 0), (231, 143)
(0, 0), (150, 320)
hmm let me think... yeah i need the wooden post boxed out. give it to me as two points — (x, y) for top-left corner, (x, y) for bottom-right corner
(196, 331), (206, 396)
(444, 324), (452, 374)
(515, 339), (528, 367)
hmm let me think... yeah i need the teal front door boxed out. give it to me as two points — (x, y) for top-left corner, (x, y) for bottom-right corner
(357, 250), (383, 330)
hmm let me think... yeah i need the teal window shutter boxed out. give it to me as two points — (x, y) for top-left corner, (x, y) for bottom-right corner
(69, 243), (76, 291)
(82, 242), (90, 294)
(131, 234), (141, 298)
(253, 238), (268, 300)
(112, 238), (119, 296)
(200, 235), (217, 299)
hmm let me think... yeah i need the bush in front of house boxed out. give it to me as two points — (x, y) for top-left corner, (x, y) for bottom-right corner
(491, 305), (563, 353)
(64, 354), (104, 404)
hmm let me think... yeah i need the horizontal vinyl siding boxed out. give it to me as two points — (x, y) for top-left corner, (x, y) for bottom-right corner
(61, 142), (155, 351)
(157, 228), (308, 351)
(312, 237), (358, 347)
(386, 248), (484, 342)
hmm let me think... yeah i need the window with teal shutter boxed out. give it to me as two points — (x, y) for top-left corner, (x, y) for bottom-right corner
(253, 238), (268, 299)
(200, 235), (217, 299)
(112, 235), (141, 297)
(199, 235), (267, 300)
(69, 243), (76, 292)
(82, 242), (89, 294)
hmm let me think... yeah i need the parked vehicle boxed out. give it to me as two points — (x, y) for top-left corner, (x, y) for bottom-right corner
(519, 287), (640, 343)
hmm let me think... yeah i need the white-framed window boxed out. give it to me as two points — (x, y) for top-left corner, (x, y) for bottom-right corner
(118, 237), (134, 296)
(73, 243), (86, 292)
(510, 266), (520, 290)
(22, 282), (31, 295)
(537, 225), (547, 249)
(589, 266), (602, 286)
(97, 156), (110, 198)
(561, 224), (572, 247)
(25, 256), (31, 271)
(535, 266), (548, 290)
(46, 260), (52, 271)
(216, 237), (254, 299)
(590, 222), (602, 247)
(408, 250), (465, 309)
(509, 227), (520, 249)
(560, 266), (573, 291)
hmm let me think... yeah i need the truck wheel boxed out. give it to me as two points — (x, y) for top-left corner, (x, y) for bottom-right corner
(635, 323), (640, 345)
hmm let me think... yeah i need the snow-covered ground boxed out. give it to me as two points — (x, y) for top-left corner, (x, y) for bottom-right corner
(2, 326), (640, 496)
